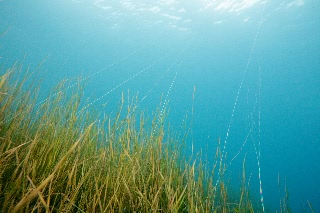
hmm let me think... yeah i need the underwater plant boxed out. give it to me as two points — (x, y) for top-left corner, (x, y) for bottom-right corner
(0, 62), (269, 212)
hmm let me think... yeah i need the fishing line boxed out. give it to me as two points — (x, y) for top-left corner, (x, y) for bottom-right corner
(255, 59), (265, 212)
(152, 29), (198, 137)
(213, 5), (266, 212)
(75, 47), (173, 118)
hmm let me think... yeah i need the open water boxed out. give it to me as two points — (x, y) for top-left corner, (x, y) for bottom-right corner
(1, 0), (319, 211)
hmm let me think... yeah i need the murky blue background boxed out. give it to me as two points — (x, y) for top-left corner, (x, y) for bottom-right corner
(1, 0), (319, 211)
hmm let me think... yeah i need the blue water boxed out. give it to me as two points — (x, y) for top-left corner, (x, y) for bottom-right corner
(1, 0), (319, 212)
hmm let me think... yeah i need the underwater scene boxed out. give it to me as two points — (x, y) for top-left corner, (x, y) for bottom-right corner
(0, 0), (319, 212)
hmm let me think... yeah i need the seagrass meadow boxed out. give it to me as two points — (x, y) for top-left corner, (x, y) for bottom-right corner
(0, 63), (289, 212)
